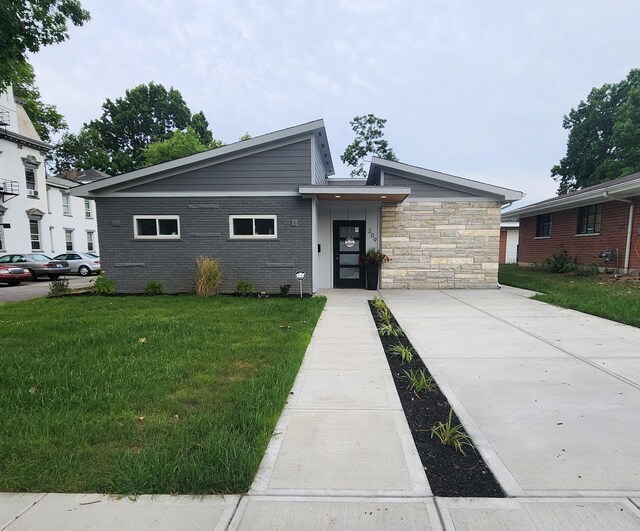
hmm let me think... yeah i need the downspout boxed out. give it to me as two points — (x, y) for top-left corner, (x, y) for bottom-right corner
(603, 191), (634, 273)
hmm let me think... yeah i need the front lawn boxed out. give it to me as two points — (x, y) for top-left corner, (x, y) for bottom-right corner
(0, 295), (325, 494)
(499, 264), (640, 327)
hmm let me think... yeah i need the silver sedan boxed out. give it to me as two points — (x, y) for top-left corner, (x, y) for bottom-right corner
(0, 253), (71, 280)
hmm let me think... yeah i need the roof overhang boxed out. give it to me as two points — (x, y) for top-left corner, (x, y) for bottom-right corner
(367, 157), (523, 203)
(505, 180), (640, 219)
(71, 119), (332, 198)
(299, 185), (411, 202)
(0, 128), (52, 152)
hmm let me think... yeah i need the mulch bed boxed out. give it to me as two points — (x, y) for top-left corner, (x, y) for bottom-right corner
(368, 300), (504, 498)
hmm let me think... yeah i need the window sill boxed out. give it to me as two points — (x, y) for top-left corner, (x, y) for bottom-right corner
(575, 232), (600, 237)
(535, 236), (551, 239)
(132, 238), (182, 242)
(228, 238), (280, 242)
(27, 194), (39, 199)
(63, 214), (73, 217)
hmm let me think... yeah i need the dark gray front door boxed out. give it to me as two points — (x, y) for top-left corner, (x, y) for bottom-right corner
(333, 220), (366, 288)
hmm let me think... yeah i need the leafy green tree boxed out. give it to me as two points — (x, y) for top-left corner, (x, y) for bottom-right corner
(143, 127), (224, 167)
(551, 69), (640, 194)
(52, 82), (218, 175)
(0, 0), (90, 91)
(10, 61), (66, 142)
(239, 132), (252, 141)
(341, 114), (398, 178)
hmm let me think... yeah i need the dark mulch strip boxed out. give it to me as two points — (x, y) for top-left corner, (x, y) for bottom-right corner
(368, 300), (504, 498)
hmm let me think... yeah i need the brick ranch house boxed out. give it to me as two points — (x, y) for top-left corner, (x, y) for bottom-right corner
(71, 120), (522, 293)
(505, 172), (640, 274)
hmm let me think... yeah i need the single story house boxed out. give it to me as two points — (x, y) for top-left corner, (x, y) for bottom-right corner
(71, 120), (522, 293)
(504, 172), (640, 274)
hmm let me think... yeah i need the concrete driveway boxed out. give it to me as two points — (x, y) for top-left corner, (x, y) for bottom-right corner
(381, 287), (640, 498)
(0, 276), (94, 303)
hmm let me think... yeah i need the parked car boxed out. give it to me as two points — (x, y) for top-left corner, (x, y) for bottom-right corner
(0, 264), (31, 286)
(53, 252), (101, 276)
(0, 254), (71, 280)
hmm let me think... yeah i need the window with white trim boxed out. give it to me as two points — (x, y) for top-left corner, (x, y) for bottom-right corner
(133, 215), (180, 239)
(87, 231), (95, 252)
(62, 193), (71, 215)
(84, 199), (92, 218)
(65, 229), (74, 251)
(229, 215), (277, 239)
(30, 220), (41, 250)
(25, 168), (36, 193)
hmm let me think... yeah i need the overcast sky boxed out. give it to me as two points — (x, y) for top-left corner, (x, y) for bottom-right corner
(29, 0), (640, 207)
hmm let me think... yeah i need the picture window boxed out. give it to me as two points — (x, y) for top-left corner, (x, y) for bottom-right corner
(133, 215), (180, 239)
(229, 215), (277, 239)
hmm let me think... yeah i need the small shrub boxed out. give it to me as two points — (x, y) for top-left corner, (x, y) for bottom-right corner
(195, 256), (223, 296)
(575, 263), (600, 277)
(431, 407), (476, 456)
(391, 343), (414, 363)
(144, 280), (164, 295)
(378, 323), (404, 337)
(372, 296), (387, 311)
(257, 291), (268, 299)
(542, 246), (578, 274)
(279, 284), (291, 296)
(93, 273), (116, 295)
(377, 306), (392, 323)
(403, 368), (437, 395)
(48, 279), (69, 297)
(235, 280), (254, 296)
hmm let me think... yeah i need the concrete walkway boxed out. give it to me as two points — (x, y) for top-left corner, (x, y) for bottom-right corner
(3, 288), (640, 529)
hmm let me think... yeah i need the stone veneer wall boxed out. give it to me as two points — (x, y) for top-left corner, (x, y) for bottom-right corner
(381, 201), (502, 289)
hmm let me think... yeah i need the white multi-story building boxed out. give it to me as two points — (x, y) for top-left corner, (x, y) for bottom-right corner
(0, 86), (99, 256)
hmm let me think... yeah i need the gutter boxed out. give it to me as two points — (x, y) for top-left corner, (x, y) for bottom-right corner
(603, 191), (634, 273)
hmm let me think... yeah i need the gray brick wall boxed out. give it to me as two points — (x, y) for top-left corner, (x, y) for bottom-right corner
(96, 196), (313, 294)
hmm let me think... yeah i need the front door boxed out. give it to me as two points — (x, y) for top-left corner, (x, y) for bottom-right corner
(333, 220), (366, 288)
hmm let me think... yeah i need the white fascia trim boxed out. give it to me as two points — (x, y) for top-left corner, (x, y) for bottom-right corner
(506, 184), (640, 218)
(70, 120), (328, 197)
(371, 157), (523, 201)
(403, 196), (499, 203)
(298, 186), (411, 196)
(100, 191), (302, 198)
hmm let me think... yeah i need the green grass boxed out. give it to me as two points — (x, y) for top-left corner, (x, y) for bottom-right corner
(0, 295), (325, 494)
(499, 264), (640, 327)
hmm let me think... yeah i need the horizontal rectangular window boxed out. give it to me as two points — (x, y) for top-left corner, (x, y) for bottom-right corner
(577, 204), (601, 235)
(133, 215), (180, 239)
(536, 213), (552, 237)
(229, 215), (277, 239)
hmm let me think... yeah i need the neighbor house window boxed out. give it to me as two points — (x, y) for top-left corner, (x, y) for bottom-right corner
(536, 213), (552, 237)
(30, 220), (41, 250)
(84, 199), (92, 218)
(25, 168), (37, 193)
(65, 229), (74, 251)
(62, 193), (71, 215)
(86, 231), (95, 252)
(133, 215), (180, 239)
(229, 215), (277, 239)
(577, 204), (602, 234)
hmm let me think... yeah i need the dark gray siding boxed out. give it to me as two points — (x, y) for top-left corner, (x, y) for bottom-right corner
(312, 137), (327, 185)
(384, 172), (478, 198)
(96, 196), (312, 294)
(122, 140), (312, 193)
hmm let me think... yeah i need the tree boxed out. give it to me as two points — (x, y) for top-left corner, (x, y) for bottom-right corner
(10, 61), (66, 142)
(551, 69), (640, 194)
(52, 82), (219, 175)
(143, 127), (224, 167)
(0, 0), (90, 91)
(341, 114), (398, 178)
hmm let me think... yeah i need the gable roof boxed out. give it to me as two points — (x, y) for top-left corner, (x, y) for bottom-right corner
(367, 157), (523, 202)
(505, 172), (640, 218)
(70, 120), (332, 198)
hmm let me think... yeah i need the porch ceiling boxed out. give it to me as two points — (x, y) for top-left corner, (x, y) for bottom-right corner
(298, 185), (410, 203)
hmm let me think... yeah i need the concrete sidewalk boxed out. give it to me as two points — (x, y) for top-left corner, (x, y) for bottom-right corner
(3, 288), (640, 530)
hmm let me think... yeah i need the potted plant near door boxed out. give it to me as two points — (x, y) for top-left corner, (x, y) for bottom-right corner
(361, 248), (390, 290)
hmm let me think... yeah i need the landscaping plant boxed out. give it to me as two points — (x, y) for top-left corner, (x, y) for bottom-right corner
(371, 295), (387, 311)
(48, 278), (70, 297)
(144, 280), (164, 295)
(92, 273), (116, 295)
(431, 407), (476, 456)
(377, 306), (393, 323)
(279, 284), (291, 296)
(390, 343), (414, 363)
(403, 368), (436, 395)
(235, 280), (254, 296)
(378, 322), (404, 337)
(195, 256), (223, 296)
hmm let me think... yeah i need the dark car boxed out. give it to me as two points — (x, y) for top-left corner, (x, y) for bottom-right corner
(0, 254), (71, 280)
(0, 264), (32, 286)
